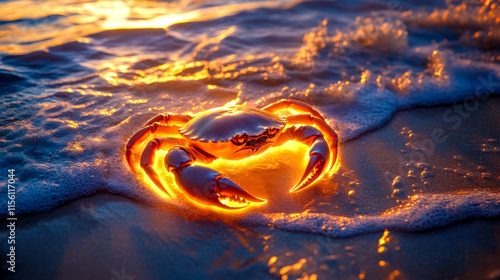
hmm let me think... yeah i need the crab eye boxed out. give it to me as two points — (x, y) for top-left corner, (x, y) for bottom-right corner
(232, 134), (247, 145)
(267, 128), (277, 138)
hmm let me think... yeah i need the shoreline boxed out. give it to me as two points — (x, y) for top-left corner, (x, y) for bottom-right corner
(1, 98), (499, 280)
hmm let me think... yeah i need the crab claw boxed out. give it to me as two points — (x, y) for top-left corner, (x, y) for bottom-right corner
(290, 138), (331, 193)
(217, 177), (267, 203)
(172, 165), (266, 210)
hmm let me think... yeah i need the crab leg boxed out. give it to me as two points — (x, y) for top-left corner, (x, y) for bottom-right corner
(261, 99), (325, 121)
(140, 138), (188, 197)
(286, 114), (338, 153)
(165, 147), (266, 209)
(276, 114), (338, 192)
(126, 113), (193, 172)
(126, 124), (181, 172)
(142, 113), (193, 127)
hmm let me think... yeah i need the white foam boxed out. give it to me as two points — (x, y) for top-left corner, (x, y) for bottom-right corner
(247, 191), (500, 238)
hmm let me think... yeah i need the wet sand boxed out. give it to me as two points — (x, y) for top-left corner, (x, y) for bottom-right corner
(1, 98), (499, 280)
(2, 193), (499, 280)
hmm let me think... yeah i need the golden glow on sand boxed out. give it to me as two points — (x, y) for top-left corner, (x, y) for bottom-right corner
(128, 136), (327, 212)
(266, 255), (318, 280)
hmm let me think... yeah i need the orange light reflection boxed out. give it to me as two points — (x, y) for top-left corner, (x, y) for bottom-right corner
(130, 138), (337, 212)
(0, 0), (298, 54)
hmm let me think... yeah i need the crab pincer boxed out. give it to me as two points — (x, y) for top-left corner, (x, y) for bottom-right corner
(274, 121), (338, 193)
(166, 147), (266, 209)
(292, 136), (335, 192)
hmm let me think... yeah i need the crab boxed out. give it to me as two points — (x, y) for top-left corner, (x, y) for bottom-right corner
(126, 99), (338, 210)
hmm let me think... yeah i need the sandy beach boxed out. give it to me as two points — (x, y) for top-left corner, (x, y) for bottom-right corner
(2, 98), (499, 280)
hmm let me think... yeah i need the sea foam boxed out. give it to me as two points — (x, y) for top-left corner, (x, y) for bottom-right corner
(251, 191), (500, 238)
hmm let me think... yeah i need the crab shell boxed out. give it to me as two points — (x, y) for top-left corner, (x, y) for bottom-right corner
(178, 105), (286, 160)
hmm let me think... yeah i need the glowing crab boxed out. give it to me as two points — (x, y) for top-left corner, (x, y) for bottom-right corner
(126, 99), (338, 210)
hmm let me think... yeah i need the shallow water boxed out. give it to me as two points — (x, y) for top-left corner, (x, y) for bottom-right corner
(1, 0), (500, 243)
